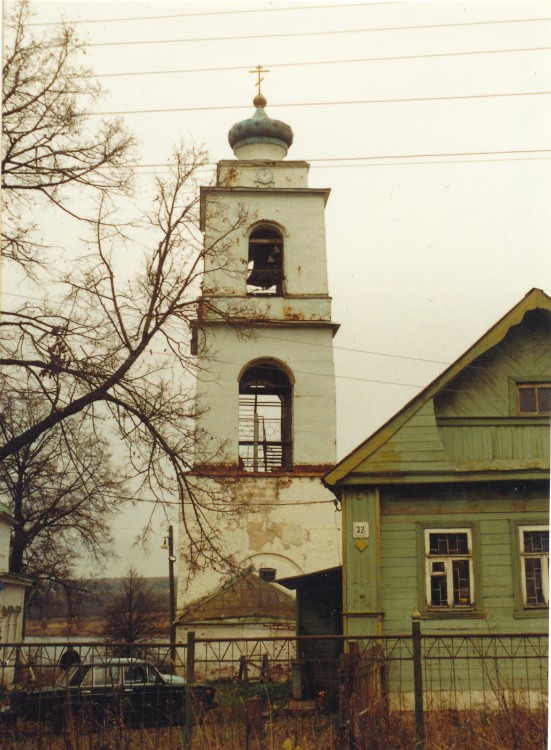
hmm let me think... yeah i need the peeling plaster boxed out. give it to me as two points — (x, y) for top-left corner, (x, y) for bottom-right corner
(247, 519), (310, 551)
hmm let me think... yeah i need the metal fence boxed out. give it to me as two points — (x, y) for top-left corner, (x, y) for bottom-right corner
(0, 628), (547, 750)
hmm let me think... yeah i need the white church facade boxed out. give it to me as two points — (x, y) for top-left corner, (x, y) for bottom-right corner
(0, 500), (32, 683)
(176, 89), (342, 636)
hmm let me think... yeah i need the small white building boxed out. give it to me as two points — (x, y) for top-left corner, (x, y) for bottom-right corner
(0, 500), (32, 683)
(176, 90), (342, 634)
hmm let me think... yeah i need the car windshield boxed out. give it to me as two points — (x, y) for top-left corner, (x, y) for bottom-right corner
(55, 664), (90, 687)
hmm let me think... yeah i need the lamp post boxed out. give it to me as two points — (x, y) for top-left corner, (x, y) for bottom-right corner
(162, 525), (177, 668)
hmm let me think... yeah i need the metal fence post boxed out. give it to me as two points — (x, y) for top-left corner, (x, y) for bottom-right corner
(338, 651), (349, 746)
(183, 630), (196, 750)
(167, 525), (177, 669)
(245, 696), (264, 750)
(412, 613), (424, 750)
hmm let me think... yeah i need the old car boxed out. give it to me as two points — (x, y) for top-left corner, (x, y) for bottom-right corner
(6, 658), (215, 732)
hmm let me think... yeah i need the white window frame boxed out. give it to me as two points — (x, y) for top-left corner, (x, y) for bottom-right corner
(519, 525), (549, 608)
(425, 528), (474, 610)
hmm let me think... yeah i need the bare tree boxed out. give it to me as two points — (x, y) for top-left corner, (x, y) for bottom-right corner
(1, 2), (248, 577)
(0, 391), (127, 596)
(2, 0), (134, 270)
(101, 567), (164, 649)
(1, 147), (247, 573)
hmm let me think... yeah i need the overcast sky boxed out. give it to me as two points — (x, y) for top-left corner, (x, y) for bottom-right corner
(10, 0), (551, 576)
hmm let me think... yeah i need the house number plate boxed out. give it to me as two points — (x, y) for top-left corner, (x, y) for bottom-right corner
(353, 522), (369, 539)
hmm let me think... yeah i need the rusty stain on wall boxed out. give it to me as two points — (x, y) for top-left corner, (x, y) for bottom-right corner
(283, 306), (305, 320)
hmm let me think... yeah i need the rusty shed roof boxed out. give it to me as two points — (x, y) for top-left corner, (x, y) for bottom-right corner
(177, 571), (296, 624)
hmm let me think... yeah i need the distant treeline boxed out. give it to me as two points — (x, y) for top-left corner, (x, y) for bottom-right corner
(27, 577), (172, 622)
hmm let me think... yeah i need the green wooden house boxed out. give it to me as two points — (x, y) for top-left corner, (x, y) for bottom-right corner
(324, 288), (550, 639)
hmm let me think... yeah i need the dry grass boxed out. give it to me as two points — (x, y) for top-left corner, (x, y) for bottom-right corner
(0, 703), (546, 750)
(341, 701), (548, 750)
(26, 618), (106, 637)
(26, 617), (171, 638)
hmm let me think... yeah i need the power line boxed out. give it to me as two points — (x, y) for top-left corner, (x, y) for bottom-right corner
(28, 2), (403, 26)
(0, 290), (448, 369)
(108, 494), (338, 507)
(0, 292), (527, 388)
(260, 334), (449, 365)
(118, 148), (551, 169)
(78, 46), (551, 79)
(124, 155), (551, 176)
(9, 150), (551, 177)
(78, 17), (551, 48)
(92, 90), (551, 117)
(211, 357), (426, 388)
(314, 148), (551, 161)
(309, 156), (551, 168)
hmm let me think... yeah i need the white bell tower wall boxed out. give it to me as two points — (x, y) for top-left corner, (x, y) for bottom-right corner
(177, 97), (342, 609)
(195, 159), (338, 468)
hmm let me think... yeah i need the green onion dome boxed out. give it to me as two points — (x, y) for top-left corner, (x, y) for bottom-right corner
(228, 95), (293, 156)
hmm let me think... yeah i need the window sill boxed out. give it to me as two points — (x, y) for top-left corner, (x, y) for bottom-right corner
(246, 292), (284, 298)
(513, 608), (549, 619)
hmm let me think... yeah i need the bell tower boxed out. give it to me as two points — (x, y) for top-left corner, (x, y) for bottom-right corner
(179, 90), (341, 605)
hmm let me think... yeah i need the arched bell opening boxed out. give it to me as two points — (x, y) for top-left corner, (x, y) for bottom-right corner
(238, 360), (292, 471)
(246, 226), (284, 296)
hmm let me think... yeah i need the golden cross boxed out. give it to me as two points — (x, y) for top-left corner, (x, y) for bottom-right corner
(249, 65), (270, 96)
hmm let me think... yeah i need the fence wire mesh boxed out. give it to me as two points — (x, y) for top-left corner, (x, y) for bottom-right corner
(0, 632), (546, 749)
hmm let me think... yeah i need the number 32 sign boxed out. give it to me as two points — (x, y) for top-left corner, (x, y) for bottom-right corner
(353, 522), (369, 539)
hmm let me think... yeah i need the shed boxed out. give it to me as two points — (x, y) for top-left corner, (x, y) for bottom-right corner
(278, 566), (342, 704)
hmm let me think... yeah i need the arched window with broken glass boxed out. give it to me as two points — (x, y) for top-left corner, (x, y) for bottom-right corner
(238, 361), (292, 472)
(246, 226), (284, 295)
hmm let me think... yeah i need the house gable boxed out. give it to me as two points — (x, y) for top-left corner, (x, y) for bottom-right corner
(325, 289), (551, 488)
(435, 308), (550, 419)
(434, 308), (550, 470)
(350, 401), (452, 478)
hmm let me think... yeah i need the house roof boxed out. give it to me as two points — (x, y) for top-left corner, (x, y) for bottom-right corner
(0, 571), (33, 587)
(278, 566), (342, 591)
(176, 571), (296, 625)
(324, 288), (551, 489)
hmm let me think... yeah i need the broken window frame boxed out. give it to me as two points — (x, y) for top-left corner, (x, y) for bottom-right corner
(238, 361), (292, 472)
(425, 529), (474, 610)
(246, 225), (284, 296)
(519, 525), (549, 608)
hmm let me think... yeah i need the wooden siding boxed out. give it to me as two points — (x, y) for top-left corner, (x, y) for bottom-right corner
(434, 310), (550, 419)
(379, 518), (418, 634)
(347, 312), (550, 476)
(438, 424), (550, 464)
(343, 484), (549, 637)
(352, 401), (452, 476)
(376, 494), (549, 635)
(325, 298), (550, 487)
(343, 488), (381, 638)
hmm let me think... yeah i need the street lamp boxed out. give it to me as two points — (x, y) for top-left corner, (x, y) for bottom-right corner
(161, 525), (177, 668)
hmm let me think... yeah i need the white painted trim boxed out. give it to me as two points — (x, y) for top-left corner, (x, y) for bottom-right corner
(424, 528), (474, 609)
(519, 525), (549, 607)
